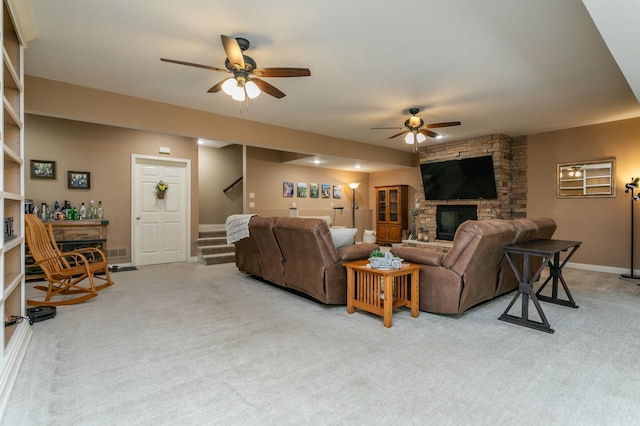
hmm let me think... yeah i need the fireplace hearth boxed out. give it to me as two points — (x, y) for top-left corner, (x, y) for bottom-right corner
(436, 205), (478, 241)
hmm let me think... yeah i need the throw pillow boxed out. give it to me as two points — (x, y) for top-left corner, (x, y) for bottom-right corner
(330, 227), (357, 248)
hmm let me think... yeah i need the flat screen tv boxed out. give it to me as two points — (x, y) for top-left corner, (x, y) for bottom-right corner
(420, 155), (498, 200)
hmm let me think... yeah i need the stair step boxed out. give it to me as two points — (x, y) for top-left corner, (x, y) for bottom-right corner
(198, 245), (234, 255)
(200, 252), (235, 265)
(199, 230), (226, 238)
(196, 236), (228, 246)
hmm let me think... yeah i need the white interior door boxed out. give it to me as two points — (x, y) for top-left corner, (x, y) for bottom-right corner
(132, 155), (190, 266)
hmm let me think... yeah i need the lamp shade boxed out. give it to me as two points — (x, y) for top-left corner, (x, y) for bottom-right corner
(416, 132), (427, 143)
(245, 80), (261, 99)
(404, 132), (414, 144)
(221, 78), (239, 96)
(348, 182), (360, 190)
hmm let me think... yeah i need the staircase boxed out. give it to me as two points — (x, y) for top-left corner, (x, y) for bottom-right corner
(197, 225), (235, 265)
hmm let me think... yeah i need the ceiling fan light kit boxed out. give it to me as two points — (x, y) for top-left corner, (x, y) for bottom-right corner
(373, 107), (461, 151)
(161, 34), (311, 102)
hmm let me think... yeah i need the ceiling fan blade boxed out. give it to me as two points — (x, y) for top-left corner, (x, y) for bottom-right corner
(371, 127), (404, 130)
(221, 35), (245, 70)
(160, 58), (228, 73)
(389, 131), (408, 139)
(426, 121), (461, 129)
(420, 129), (440, 138)
(207, 79), (227, 93)
(253, 68), (311, 77)
(252, 78), (286, 98)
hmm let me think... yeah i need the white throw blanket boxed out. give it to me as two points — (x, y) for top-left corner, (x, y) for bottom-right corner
(226, 214), (256, 244)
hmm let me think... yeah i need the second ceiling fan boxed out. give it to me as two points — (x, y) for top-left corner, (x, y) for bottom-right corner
(373, 108), (461, 151)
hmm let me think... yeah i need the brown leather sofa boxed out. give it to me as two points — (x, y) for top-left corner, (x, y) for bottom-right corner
(390, 218), (556, 315)
(234, 216), (378, 304)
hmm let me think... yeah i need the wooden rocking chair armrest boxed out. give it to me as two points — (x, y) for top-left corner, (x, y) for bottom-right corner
(67, 247), (107, 262)
(33, 251), (91, 267)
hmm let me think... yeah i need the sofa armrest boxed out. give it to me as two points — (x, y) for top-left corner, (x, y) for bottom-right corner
(391, 246), (444, 266)
(339, 243), (379, 261)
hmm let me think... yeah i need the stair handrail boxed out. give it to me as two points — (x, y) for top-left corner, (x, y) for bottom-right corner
(223, 177), (243, 194)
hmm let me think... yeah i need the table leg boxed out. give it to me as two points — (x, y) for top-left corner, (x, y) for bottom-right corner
(410, 270), (419, 318)
(383, 276), (392, 328)
(536, 247), (579, 308)
(346, 267), (355, 314)
(499, 253), (555, 333)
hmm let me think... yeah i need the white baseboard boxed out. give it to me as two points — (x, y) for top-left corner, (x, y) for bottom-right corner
(566, 262), (639, 276)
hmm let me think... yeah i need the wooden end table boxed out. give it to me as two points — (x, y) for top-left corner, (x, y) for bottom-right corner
(344, 260), (420, 328)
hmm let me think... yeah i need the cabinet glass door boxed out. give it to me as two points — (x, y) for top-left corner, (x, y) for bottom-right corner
(389, 188), (399, 222)
(377, 189), (387, 221)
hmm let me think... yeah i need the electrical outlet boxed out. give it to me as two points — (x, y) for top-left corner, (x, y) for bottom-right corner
(249, 202), (255, 208)
(249, 193), (255, 199)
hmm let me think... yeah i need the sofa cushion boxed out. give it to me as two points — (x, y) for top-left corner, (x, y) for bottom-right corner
(330, 227), (357, 248)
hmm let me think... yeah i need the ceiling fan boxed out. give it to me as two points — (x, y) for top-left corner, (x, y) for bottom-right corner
(161, 35), (311, 101)
(372, 108), (461, 151)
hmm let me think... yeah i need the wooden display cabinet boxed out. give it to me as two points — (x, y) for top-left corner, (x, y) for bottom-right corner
(375, 185), (408, 245)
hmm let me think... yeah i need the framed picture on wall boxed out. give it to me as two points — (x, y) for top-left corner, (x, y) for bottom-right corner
(30, 160), (56, 180)
(309, 183), (319, 198)
(283, 181), (294, 197)
(297, 182), (307, 198)
(321, 184), (331, 198)
(67, 171), (91, 189)
(333, 185), (342, 199)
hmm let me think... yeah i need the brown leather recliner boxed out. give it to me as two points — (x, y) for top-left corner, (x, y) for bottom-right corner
(246, 216), (286, 287)
(234, 216), (378, 304)
(391, 219), (516, 314)
(273, 217), (378, 304)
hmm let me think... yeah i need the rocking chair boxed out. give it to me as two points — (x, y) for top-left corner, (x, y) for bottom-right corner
(24, 214), (115, 306)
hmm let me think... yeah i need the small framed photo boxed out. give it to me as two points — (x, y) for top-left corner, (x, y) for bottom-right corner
(310, 183), (319, 198)
(297, 182), (307, 198)
(321, 184), (331, 198)
(283, 181), (294, 198)
(333, 185), (342, 199)
(30, 160), (56, 180)
(67, 171), (91, 189)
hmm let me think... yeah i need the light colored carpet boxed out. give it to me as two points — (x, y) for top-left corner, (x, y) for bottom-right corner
(3, 262), (640, 425)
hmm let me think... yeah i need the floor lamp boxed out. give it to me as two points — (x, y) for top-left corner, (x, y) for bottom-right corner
(622, 177), (640, 280)
(348, 182), (360, 228)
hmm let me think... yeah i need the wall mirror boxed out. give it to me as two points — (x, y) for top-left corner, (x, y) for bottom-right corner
(557, 158), (615, 198)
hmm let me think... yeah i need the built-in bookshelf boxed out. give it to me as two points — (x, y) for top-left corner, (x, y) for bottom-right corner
(0, 0), (34, 417)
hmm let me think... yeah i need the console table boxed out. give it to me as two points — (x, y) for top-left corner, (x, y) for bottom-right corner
(25, 219), (109, 281)
(345, 260), (419, 328)
(499, 239), (581, 333)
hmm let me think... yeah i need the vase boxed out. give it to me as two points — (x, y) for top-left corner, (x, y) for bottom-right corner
(157, 192), (165, 199)
(411, 217), (417, 239)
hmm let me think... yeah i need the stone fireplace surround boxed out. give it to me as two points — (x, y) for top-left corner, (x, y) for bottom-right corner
(414, 134), (527, 244)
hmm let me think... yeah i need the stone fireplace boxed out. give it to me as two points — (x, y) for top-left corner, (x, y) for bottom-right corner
(415, 134), (527, 243)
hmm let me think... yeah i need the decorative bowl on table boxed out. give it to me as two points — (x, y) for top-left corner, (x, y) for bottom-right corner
(369, 252), (403, 270)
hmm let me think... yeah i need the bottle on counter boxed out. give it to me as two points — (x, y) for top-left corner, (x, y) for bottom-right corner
(88, 200), (96, 219)
(79, 203), (87, 219)
(97, 201), (104, 219)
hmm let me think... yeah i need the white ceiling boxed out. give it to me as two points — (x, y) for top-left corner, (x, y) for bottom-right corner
(24, 0), (640, 170)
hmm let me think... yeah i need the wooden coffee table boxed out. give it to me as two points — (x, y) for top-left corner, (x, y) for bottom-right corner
(344, 260), (420, 328)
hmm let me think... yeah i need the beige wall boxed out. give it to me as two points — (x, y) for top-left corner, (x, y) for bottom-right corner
(528, 117), (640, 270)
(198, 145), (243, 224)
(25, 76), (414, 168)
(246, 147), (373, 237)
(25, 114), (200, 261)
